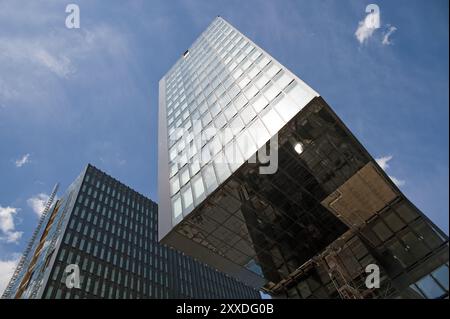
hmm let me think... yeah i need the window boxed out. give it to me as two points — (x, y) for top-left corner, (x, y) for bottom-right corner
(219, 94), (231, 108)
(192, 175), (205, 201)
(261, 107), (285, 135)
(169, 164), (177, 178)
(432, 264), (449, 290)
(247, 65), (259, 79)
(71, 234), (79, 247)
(386, 240), (415, 268)
(232, 68), (243, 80)
(383, 210), (406, 232)
(236, 130), (257, 160)
(243, 84), (258, 100)
(411, 220), (443, 249)
(228, 84), (240, 100)
(251, 50), (262, 61)
(44, 285), (54, 299)
(248, 118), (271, 148)
(213, 155), (231, 184)
(238, 76), (251, 89)
(252, 93), (268, 112)
(285, 80), (311, 108)
(180, 167), (190, 187)
(372, 220), (393, 241)
(395, 202), (419, 223)
(170, 175), (180, 196)
(262, 82), (281, 102)
(214, 113), (226, 130)
(169, 147), (177, 162)
(274, 70), (293, 90)
(266, 62), (281, 78)
(210, 103), (221, 118)
(202, 164), (218, 192)
(272, 93), (301, 123)
(224, 103), (237, 121)
(230, 115), (244, 136)
(172, 196), (182, 219)
(240, 104), (256, 125)
(224, 141), (244, 170)
(181, 186), (194, 212)
(258, 56), (270, 69)
(416, 275), (446, 299)
(55, 289), (62, 299)
(401, 230), (429, 259)
(233, 93), (247, 111)
(209, 136), (223, 156)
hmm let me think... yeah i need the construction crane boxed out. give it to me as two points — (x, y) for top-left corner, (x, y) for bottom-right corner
(1, 183), (59, 299)
(29, 189), (75, 299)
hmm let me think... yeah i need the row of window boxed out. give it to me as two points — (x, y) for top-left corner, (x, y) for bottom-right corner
(165, 19), (234, 100)
(84, 173), (150, 211)
(166, 25), (285, 137)
(63, 226), (155, 268)
(166, 39), (262, 127)
(58, 232), (253, 298)
(409, 263), (449, 299)
(56, 173), (258, 299)
(50, 241), (257, 299)
(73, 199), (155, 243)
(165, 21), (314, 222)
(165, 18), (240, 94)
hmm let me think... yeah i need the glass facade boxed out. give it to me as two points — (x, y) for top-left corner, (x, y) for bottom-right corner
(161, 17), (318, 225)
(2, 173), (83, 299)
(158, 17), (449, 298)
(4, 164), (260, 299)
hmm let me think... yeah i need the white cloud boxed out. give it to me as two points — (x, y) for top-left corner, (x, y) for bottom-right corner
(376, 155), (393, 170)
(0, 31), (95, 81)
(355, 8), (397, 46)
(0, 20), (129, 106)
(375, 155), (406, 187)
(14, 153), (31, 168)
(382, 25), (397, 45)
(0, 256), (20, 296)
(389, 176), (406, 187)
(27, 194), (50, 217)
(0, 207), (16, 233)
(0, 206), (23, 244)
(34, 49), (75, 78)
(355, 10), (380, 44)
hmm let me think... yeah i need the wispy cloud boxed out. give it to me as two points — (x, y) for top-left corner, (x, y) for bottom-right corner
(27, 194), (50, 217)
(375, 155), (405, 187)
(0, 206), (23, 244)
(375, 155), (393, 170)
(34, 49), (75, 78)
(0, 255), (20, 295)
(382, 25), (397, 45)
(389, 176), (405, 187)
(0, 25), (128, 87)
(354, 7), (397, 46)
(355, 9), (380, 44)
(0, 1), (130, 108)
(14, 153), (31, 168)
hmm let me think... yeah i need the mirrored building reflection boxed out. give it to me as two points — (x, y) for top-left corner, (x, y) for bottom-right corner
(158, 17), (449, 298)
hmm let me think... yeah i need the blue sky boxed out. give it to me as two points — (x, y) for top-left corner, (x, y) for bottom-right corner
(0, 0), (448, 292)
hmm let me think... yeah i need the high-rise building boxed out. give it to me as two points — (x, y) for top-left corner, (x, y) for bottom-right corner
(158, 17), (449, 298)
(2, 164), (260, 299)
